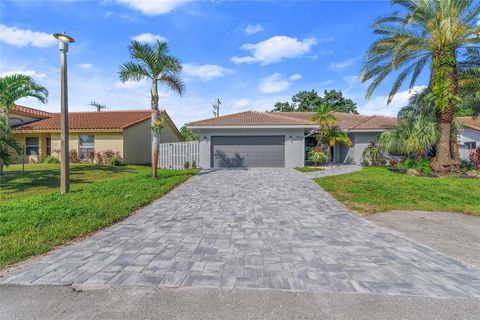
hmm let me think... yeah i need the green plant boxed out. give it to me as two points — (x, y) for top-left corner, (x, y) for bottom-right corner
(360, 0), (479, 173)
(323, 125), (352, 161)
(397, 159), (432, 176)
(308, 147), (328, 165)
(362, 142), (385, 166)
(0, 116), (22, 168)
(191, 160), (197, 169)
(310, 104), (337, 148)
(471, 147), (480, 170)
(119, 40), (185, 178)
(44, 155), (60, 164)
(109, 155), (123, 166)
(183, 161), (190, 169)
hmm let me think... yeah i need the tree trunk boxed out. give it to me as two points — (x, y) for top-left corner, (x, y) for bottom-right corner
(430, 48), (460, 173)
(451, 133), (460, 163)
(0, 109), (9, 176)
(151, 81), (160, 178)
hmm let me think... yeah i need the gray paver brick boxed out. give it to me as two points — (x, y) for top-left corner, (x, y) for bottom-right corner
(2, 167), (480, 298)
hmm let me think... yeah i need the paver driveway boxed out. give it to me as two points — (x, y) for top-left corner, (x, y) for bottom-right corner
(2, 168), (480, 298)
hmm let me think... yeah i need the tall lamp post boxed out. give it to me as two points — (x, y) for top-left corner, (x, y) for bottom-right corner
(53, 32), (75, 194)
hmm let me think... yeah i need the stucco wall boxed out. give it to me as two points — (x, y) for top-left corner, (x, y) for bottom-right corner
(10, 133), (49, 163)
(459, 128), (480, 160)
(335, 131), (381, 164)
(195, 128), (305, 168)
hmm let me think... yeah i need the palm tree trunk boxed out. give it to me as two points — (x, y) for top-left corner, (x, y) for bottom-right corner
(0, 109), (8, 176)
(430, 48), (460, 173)
(451, 133), (460, 163)
(151, 81), (160, 178)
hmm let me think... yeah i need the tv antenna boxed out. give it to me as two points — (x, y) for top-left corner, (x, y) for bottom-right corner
(89, 101), (107, 112)
(212, 99), (221, 117)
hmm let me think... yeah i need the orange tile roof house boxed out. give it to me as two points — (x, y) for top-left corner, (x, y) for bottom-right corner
(8, 105), (184, 164)
(187, 111), (479, 168)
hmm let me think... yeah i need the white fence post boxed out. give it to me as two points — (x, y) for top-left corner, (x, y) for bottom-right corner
(158, 141), (200, 169)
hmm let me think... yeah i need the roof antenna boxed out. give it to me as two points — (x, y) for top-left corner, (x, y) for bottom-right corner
(212, 98), (221, 117)
(89, 101), (107, 112)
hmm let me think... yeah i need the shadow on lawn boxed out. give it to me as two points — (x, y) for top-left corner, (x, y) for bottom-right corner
(0, 165), (138, 195)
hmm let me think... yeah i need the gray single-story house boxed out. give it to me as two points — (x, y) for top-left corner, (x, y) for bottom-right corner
(186, 111), (398, 168)
(187, 111), (480, 169)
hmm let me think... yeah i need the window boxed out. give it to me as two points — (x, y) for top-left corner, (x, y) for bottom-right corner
(46, 137), (51, 156)
(465, 141), (477, 150)
(25, 137), (39, 156)
(79, 135), (94, 160)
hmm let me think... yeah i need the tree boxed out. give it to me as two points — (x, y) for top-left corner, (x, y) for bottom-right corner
(119, 40), (185, 178)
(271, 89), (358, 113)
(310, 104), (337, 147)
(361, 0), (480, 173)
(323, 125), (352, 161)
(0, 74), (48, 175)
(180, 125), (199, 141)
(322, 90), (358, 114)
(0, 116), (21, 168)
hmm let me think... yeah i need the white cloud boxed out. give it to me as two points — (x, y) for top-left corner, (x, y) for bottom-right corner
(231, 36), (317, 65)
(329, 58), (356, 71)
(318, 80), (334, 86)
(0, 70), (48, 80)
(244, 24), (263, 35)
(116, 0), (192, 15)
(232, 98), (250, 109)
(358, 86), (426, 116)
(0, 24), (56, 47)
(258, 73), (291, 93)
(77, 63), (93, 69)
(182, 63), (234, 81)
(131, 33), (167, 43)
(289, 73), (302, 81)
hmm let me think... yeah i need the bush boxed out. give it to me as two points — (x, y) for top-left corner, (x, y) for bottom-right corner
(109, 155), (123, 166)
(362, 142), (386, 166)
(470, 147), (480, 170)
(308, 147), (328, 165)
(191, 160), (197, 169)
(397, 159), (431, 176)
(44, 155), (60, 163)
(69, 149), (80, 163)
(183, 161), (190, 169)
(389, 159), (398, 167)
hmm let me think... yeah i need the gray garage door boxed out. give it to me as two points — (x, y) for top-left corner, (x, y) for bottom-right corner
(211, 136), (285, 167)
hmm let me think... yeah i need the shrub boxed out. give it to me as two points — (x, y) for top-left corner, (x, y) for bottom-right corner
(191, 160), (197, 169)
(397, 159), (431, 176)
(470, 147), (480, 170)
(308, 147), (328, 165)
(362, 142), (386, 166)
(389, 159), (398, 166)
(87, 150), (96, 164)
(69, 149), (80, 163)
(109, 155), (123, 166)
(44, 155), (60, 163)
(183, 161), (190, 169)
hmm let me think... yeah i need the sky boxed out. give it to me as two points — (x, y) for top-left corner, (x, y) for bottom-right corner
(0, 0), (432, 127)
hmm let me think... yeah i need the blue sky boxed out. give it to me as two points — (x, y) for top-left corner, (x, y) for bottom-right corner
(1, 0), (430, 127)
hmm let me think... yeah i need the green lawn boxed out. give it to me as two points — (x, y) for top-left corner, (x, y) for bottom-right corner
(295, 167), (324, 173)
(0, 164), (197, 267)
(315, 167), (480, 216)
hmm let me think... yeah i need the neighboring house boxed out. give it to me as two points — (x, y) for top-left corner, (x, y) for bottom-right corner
(8, 105), (184, 164)
(457, 116), (480, 161)
(186, 111), (397, 168)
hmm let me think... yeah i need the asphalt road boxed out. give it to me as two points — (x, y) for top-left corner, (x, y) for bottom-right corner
(1, 285), (480, 320)
(367, 211), (480, 268)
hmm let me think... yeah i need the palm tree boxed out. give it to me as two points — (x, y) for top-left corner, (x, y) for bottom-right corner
(0, 116), (21, 169)
(323, 126), (352, 161)
(0, 74), (48, 175)
(310, 103), (337, 148)
(119, 40), (185, 178)
(361, 0), (480, 173)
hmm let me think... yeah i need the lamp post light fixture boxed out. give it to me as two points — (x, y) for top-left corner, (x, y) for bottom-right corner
(53, 32), (74, 194)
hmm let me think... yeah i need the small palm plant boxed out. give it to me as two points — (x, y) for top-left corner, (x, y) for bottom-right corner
(323, 126), (352, 161)
(362, 142), (385, 167)
(310, 103), (337, 148)
(119, 40), (185, 178)
(0, 74), (48, 175)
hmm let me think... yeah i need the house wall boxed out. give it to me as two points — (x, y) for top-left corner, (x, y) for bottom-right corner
(9, 132), (50, 163)
(195, 128), (305, 168)
(459, 128), (480, 161)
(335, 131), (381, 164)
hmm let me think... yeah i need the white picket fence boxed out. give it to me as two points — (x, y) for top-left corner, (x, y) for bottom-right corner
(158, 141), (200, 169)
